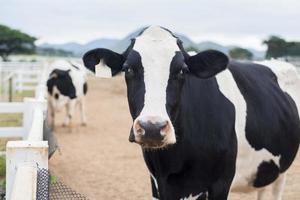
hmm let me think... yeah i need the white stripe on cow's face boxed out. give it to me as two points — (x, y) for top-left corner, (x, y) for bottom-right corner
(132, 26), (179, 146)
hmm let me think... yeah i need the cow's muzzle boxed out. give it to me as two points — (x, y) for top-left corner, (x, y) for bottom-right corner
(129, 116), (176, 149)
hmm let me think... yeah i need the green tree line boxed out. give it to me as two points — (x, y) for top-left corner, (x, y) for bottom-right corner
(264, 36), (300, 59)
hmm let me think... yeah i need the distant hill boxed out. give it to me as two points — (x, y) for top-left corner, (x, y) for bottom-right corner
(39, 38), (119, 56)
(38, 27), (265, 59)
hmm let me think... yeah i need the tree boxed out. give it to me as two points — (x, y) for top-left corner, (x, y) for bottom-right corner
(263, 36), (300, 59)
(0, 24), (36, 61)
(229, 47), (253, 60)
(263, 36), (288, 59)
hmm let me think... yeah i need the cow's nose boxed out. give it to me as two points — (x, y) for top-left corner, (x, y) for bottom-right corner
(138, 120), (168, 134)
(131, 116), (176, 148)
(136, 120), (168, 140)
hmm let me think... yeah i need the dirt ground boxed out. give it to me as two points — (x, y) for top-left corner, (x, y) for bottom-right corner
(49, 75), (300, 200)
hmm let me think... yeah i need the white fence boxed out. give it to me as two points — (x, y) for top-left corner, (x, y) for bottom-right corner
(0, 61), (49, 200)
(0, 62), (46, 102)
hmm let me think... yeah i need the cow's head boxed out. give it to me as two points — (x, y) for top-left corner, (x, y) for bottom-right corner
(83, 26), (228, 149)
(47, 69), (76, 110)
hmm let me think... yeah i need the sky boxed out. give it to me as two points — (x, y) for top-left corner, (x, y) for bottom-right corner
(1, 0), (300, 50)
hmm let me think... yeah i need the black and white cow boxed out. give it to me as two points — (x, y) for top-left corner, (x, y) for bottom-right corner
(83, 26), (300, 200)
(47, 60), (88, 130)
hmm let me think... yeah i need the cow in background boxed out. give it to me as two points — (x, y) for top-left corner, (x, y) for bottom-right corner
(47, 60), (88, 130)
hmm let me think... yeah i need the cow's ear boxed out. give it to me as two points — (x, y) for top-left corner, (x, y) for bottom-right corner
(186, 50), (229, 78)
(83, 48), (125, 76)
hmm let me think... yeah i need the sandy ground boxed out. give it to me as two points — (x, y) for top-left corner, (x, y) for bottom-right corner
(49, 75), (300, 200)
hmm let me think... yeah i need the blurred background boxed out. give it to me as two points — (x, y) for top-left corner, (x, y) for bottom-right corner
(0, 0), (300, 199)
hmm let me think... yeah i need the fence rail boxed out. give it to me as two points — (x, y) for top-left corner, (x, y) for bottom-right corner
(0, 61), (49, 200)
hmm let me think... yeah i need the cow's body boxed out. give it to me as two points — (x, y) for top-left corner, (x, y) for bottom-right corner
(82, 26), (300, 200)
(148, 61), (300, 200)
(145, 74), (237, 199)
(47, 60), (88, 130)
(218, 61), (300, 198)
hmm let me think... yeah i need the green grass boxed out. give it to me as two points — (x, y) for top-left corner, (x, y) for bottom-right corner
(50, 175), (58, 185)
(0, 156), (5, 194)
(0, 89), (35, 102)
(0, 113), (23, 127)
(0, 156), (5, 178)
(11, 90), (35, 102)
(0, 138), (20, 151)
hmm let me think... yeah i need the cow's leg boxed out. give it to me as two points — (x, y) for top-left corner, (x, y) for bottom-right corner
(66, 100), (76, 132)
(79, 98), (87, 126)
(257, 188), (267, 200)
(271, 173), (286, 200)
(48, 101), (55, 129)
(208, 178), (232, 200)
(63, 103), (70, 127)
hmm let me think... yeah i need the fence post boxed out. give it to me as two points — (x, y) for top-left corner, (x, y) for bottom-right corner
(6, 141), (48, 200)
(23, 98), (47, 140)
(9, 77), (13, 102)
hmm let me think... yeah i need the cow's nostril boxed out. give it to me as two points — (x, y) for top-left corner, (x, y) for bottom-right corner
(138, 120), (168, 131)
(54, 93), (59, 99)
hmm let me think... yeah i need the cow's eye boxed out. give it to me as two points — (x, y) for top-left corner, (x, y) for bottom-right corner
(126, 68), (133, 73)
(177, 69), (184, 79)
(124, 64), (135, 77)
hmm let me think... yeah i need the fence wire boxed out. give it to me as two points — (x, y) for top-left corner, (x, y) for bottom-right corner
(49, 181), (88, 200)
(36, 169), (88, 200)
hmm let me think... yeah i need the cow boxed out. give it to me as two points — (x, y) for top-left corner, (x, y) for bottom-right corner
(82, 26), (300, 200)
(47, 60), (88, 130)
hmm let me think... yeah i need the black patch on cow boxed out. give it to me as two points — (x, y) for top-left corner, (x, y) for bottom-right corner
(47, 69), (76, 99)
(228, 61), (300, 172)
(166, 51), (186, 121)
(83, 82), (88, 95)
(253, 160), (280, 187)
(186, 50), (229, 78)
(83, 48), (125, 75)
(124, 50), (145, 120)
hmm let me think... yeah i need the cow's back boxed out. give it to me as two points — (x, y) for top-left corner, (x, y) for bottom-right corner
(227, 61), (300, 190)
(256, 60), (300, 114)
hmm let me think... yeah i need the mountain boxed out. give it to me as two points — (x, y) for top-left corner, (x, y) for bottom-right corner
(109, 29), (200, 53)
(39, 38), (119, 56)
(38, 27), (265, 59)
(198, 41), (229, 53)
(40, 42), (82, 54)
(84, 38), (119, 51)
(110, 27), (145, 53)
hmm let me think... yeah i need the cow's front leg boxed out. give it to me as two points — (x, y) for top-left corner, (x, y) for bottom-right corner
(48, 100), (55, 129)
(208, 178), (232, 200)
(63, 103), (70, 127)
(66, 100), (76, 132)
(208, 153), (236, 200)
(79, 98), (87, 126)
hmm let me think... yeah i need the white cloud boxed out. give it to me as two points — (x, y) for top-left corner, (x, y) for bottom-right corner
(1, 0), (300, 49)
